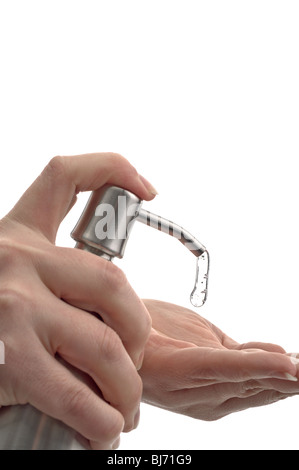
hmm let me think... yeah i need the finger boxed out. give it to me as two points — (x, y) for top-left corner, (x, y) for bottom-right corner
(209, 327), (288, 354)
(214, 377), (299, 399)
(26, 352), (124, 450)
(237, 342), (286, 354)
(167, 380), (266, 420)
(168, 348), (298, 385)
(216, 390), (288, 419)
(45, 295), (143, 432)
(8, 153), (157, 241)
(287, 352), (299, 361)
(39, 246), (152, 367)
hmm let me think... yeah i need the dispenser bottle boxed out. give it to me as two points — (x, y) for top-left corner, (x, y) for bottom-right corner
(0, 185), (209, 449)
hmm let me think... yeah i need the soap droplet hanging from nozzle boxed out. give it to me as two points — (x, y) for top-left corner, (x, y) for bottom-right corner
(190, 250), (210, 307)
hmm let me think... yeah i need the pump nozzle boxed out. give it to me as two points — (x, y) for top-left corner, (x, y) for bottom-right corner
(136, 208), (206, 257)
(71, 185), (210, 307)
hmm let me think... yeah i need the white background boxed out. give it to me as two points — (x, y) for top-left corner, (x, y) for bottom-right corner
(0, 0), (299, 450)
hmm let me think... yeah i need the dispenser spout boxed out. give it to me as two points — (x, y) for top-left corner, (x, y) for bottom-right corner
(71, 185), (210, 308)
(137, 208), (206, 257)
(136, 208), (210, 308)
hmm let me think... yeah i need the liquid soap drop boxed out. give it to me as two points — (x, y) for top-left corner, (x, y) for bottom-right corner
(190, 250), (210, 307)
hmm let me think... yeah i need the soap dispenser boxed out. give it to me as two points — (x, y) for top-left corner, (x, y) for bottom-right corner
(71, 185), (210, 308)
(0, 185), (210, 450)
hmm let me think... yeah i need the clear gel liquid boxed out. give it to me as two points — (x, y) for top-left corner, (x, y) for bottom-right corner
(190, 250), (210, 307)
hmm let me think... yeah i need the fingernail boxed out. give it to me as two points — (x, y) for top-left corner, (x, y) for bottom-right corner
(289, 354), (299, 365)
(139, 174), (158, 196)
(111, 436), (121, 450)
(136, 352), (144, 371)
(284, 373), (298, 382)
(134, 408), (140, 429)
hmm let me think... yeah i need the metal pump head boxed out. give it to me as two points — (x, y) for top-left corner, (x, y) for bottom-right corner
(71, 185), (210, 308)
(71, 185), (206, 260)
(71, 185), (142, 260)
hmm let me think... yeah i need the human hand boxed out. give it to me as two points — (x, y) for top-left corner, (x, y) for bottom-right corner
(0, 153), (156, 449)
(140, 300), (299, 420)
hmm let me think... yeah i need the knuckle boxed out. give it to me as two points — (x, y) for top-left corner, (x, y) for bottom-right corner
(121, 162), (139, 181)
(0, 240), (14, 272)
(121, 373), (143, 410)
(127, 306), (152, 357)
(60, 385), (91, 421)
(102, 261), (127, 293)
(108, 153), (139, 180)
(139, 308), (152, 341)
(0, 239), (23, 272)
(59, 383), (124, 446)
(0, 287), (27, 315)
(108, 152), (130, 169)
(238, 380), (259, 398)
(98, 324), (124, 363)
(101, 410), (124, 443)
(117, 376), (142, 433)
(0, 241), (32, 315)
(44, 155), (68, 181)
(131, 374), (143, 403)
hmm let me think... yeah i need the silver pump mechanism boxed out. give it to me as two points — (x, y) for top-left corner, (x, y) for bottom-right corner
(71, 185), (207, 260)
(71, 185), (210, 308)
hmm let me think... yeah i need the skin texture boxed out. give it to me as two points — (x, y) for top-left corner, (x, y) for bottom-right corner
(0, 153), (156, 450)
(140, 299), (299, 421)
